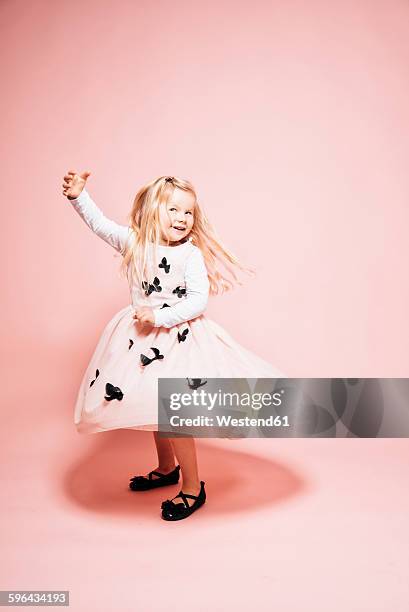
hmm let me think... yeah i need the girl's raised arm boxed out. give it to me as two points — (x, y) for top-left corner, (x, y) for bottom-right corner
(67, 188), (131, 254)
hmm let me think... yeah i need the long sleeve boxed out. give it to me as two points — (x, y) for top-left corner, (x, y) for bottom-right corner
(67, 188), (131, 254)
(153, 247), (210, 328)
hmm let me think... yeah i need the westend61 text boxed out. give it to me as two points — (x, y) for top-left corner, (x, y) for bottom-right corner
(169, 415), (290, 427)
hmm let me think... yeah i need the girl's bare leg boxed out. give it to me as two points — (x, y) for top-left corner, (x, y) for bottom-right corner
(145, 431), (177, 479)
(169, 436), (201, 507)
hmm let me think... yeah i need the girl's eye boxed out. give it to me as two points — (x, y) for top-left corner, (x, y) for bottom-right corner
(169, 207), (193, 215)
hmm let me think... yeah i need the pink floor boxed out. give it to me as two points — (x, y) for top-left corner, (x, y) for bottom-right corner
(2, 393), (409, 612)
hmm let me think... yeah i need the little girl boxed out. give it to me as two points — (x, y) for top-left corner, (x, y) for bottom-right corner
(62, 170), (284, 521)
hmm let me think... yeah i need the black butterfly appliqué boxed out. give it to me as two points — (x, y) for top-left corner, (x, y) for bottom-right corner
(142, 277), (162, 296)
(173, 286), (186, 298)
(104, 382), (124, 401)
(187, 378), (208, 390)
(140, 347), (165, 367)
(129, 339), (134, 350)
(159, 257), (170, 274)
(177, 329), (189, 343)
(160, 303), (170, 309)
(90, 369), (100, 387)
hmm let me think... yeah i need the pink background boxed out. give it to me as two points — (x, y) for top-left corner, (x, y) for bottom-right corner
(1, 1), (409, 610)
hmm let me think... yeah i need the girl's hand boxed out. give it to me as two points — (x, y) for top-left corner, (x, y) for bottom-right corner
(62, 170), (91, 199)
(133, 307), (155, 326)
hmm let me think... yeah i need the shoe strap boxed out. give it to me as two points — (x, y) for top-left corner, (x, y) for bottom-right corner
(150, 471), (164, 479)
(151, 465), (180, 479)
(175, 491), (191, 508)
(183, 482), (205, 501)
(173, 489), (200, 508)
(150, 467), (177, 479)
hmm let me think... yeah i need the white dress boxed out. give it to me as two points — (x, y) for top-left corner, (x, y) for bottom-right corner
(68, 189), (285, 435)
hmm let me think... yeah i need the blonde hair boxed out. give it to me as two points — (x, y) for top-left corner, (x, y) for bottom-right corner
(119, 175), (255, 295)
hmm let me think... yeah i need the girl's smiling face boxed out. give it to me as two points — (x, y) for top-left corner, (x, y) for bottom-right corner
(158, 187), (195, 245)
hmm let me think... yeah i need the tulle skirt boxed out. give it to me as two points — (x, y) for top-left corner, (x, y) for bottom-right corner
(74, 304), (285, 436)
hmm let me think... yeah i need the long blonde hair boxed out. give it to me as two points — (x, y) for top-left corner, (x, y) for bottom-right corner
(119, 175), (255, 295)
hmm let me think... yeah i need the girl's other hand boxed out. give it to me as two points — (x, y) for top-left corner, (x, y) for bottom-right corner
(133, 307), (155, 326)
(62, 170), (91, 199)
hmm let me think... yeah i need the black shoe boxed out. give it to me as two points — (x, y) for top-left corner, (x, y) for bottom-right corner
(161, 481), (206, 521)
(129, 465), (180, 491)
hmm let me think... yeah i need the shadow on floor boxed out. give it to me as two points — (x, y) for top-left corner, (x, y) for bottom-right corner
(64, 430), (306, 518)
